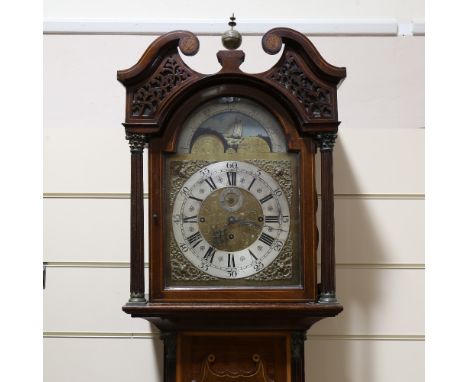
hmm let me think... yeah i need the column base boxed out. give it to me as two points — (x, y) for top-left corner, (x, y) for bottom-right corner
(318, 292), (337, 304)
(128, 293), (147, 304)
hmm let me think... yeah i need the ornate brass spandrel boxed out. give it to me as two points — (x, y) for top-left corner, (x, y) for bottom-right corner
(169, 235), (293, 282)
(245, 238), (293, 281)
(249, 159), (292, 204)
(168, 160), (210, 206)
(169, 238), (217, 281)
(200, 354), (272, 382)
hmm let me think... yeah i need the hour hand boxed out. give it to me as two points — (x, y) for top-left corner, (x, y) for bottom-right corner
(227, 216), (262, 228)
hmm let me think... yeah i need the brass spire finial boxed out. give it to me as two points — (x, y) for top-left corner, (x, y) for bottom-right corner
(221, 13), (242, 50)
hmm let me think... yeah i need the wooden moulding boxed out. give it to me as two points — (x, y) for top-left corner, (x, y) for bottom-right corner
(123, 302), (343, 332)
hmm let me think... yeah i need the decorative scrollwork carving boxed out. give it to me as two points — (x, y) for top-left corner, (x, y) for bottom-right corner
(132, 55), (192, 117)
(201, 354), (270, 382)
(262, 32), (282, 55)
(179, 35), (200, 56)
(269, 52), (334, 119)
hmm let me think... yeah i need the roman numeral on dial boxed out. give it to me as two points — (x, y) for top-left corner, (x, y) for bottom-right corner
(203, 246), (216, 263)
(226, 172), (237, 186)
(227, 253), (236, 268)
(204, 177), (217, 191)
(248, 249), (258, 261)
(259, 232), (275, 246)
(265, 215), (280, 223)
(259, 194), (274, 204)
(182, 215), (198, 223)
(187, 231), (202, 248)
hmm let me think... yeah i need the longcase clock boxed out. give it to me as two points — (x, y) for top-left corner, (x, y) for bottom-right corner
(117, 19), (346, 382)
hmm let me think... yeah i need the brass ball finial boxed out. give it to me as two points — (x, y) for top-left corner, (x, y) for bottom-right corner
(221, 13), (242, 50)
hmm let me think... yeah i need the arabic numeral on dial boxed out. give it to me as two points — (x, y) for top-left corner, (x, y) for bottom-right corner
(282, 215), (290, 223)
(199, 262), (209, 272)
(179, 243), (189, 253)
(273, 240), (284, 251)
(253, 261), (264, 271)
(200, 168), (210, 176)
(227, 269), (238, 278)
(226, 162), (238, 169)
(173, 214), (181, 223)
(274, 188), (282, 196)
(182, 186), (190, 197)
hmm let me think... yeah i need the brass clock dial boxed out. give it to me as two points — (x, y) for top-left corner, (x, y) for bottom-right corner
(172, 161), (290, 279)
(164, 96), (301, 287)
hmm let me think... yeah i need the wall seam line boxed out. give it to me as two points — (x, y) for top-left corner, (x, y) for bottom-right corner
(43, 261), (425, 269)
(42, 192), (425, 200)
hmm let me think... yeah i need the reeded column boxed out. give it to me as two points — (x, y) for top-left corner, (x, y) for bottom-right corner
(126, 133), (147, 303)
(316, 132), (338, 303)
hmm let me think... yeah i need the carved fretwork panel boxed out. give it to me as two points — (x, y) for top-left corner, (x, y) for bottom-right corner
(268, 51), (335, 120)
(131, 54), (196, 117)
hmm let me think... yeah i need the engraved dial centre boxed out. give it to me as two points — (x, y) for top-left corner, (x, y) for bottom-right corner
(199, 187), (264, 252)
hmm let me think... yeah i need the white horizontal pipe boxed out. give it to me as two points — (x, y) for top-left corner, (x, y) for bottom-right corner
(43, 18), (425, 36)
(43, 331), (425, 341)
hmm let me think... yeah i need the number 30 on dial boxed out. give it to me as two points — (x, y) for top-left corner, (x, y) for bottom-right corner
(172, 161), (290, 279)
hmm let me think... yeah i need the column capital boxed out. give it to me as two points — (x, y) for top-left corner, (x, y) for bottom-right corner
(160, 331), (177, 360)
(291, 331), (307, 360)
(126, 133), (147, 153)
(315, 132), (337, 151)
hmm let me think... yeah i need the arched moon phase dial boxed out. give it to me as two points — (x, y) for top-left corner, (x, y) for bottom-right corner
(172, 161), (290, 279)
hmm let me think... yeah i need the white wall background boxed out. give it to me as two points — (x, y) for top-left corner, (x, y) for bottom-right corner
(43, 1), (424, 381)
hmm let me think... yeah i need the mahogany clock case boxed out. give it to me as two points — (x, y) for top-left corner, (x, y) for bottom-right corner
(117, 26), (346, 382)
(118, 26), (346, 313)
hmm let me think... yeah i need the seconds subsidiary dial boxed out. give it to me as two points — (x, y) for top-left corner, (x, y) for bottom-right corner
(172, 161), (290, 279)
